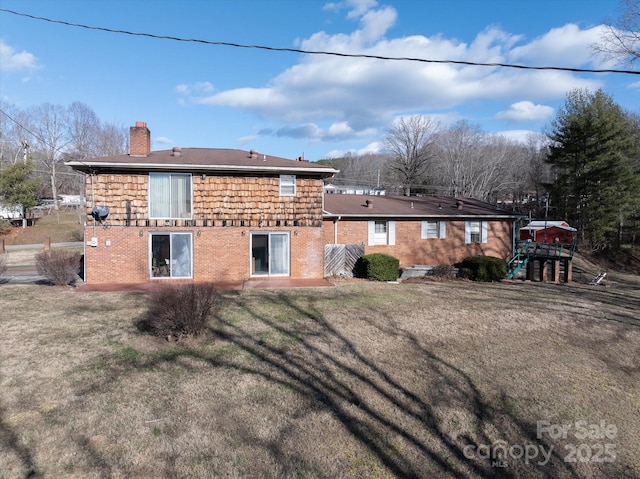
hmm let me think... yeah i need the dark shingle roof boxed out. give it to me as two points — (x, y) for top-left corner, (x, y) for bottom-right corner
(66, 148), (337, 177)
(323, 194), (519, 218)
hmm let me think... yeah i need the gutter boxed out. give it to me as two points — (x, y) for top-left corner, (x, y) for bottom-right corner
(65, 161), (338, 176)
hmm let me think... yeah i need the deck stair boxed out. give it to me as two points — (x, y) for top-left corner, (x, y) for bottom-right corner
(507, 240), (576, 281)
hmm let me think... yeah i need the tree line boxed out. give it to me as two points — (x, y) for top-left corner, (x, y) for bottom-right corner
(320, 88), (640, 252)
(0, 101), (128, 213)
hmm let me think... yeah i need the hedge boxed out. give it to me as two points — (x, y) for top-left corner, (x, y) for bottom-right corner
(460, 255), (506, 282)
(355, 253), (400, 281)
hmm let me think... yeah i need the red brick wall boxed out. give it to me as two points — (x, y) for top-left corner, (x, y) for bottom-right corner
(323, 218), (514, 267)
(83, 225), (324, 284)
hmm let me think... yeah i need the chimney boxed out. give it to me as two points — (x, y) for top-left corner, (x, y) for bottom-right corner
(130, 121), (151, 157)
(456, 200), (464, 210)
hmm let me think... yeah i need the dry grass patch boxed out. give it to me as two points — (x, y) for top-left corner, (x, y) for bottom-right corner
(0, 281), (639, 478)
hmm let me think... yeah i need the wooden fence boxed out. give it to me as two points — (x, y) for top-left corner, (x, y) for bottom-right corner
(324, 243), (364, 278)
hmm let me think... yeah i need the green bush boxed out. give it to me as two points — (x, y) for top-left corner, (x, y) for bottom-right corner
(146, 283), (219, 339)
(460, 255), (507, 282)
(355, 253), (400, 281)
(35, 249), (82, 286)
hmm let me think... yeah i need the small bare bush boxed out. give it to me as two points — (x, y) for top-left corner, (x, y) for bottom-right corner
(431, 264), (456, 280)
(0, 252), (7, 276)
(146, 282), (219, 339)
(35, 249), (82, 286)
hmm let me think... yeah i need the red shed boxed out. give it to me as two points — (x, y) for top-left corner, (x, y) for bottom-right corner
(519, 220), (576, 244)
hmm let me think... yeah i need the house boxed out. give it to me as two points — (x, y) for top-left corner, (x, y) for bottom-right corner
(66, 122), (338, 284)
(322, 195), (520, 268)
(324, 183), (386, 195)
(519, 220), (576, 244)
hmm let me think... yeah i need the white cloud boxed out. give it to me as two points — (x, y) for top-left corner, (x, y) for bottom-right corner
(509, 24), (605, 68)
(495, 101), (554, 121)
(154, 136), (174, 145)
(0, 40), (39, 74)
(630, 81), (640, 89)
(237, 135), (259, 145)
(190, 3), (604, 145)
(175, 82), (215, 100)
(325, 140), (382, 158)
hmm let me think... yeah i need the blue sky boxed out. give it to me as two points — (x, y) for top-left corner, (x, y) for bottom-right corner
(1, 0), (638, 161)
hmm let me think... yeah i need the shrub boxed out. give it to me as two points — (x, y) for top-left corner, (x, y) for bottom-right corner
(35, 249), (82, 286)
(146, 282), (219, 339)
(431, 264), (456, 280)
(355, 253), (400, 281)
(460, 255), (507, 282)
(0, 252), (6, 276)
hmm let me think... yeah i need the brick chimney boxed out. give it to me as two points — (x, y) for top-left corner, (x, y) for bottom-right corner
(130, 121), (150, 157)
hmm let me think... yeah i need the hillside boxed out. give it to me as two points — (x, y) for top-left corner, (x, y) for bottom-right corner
(1, 210), (84, 246)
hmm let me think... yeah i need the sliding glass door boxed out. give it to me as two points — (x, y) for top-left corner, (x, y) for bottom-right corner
(251, 232), (290, 276)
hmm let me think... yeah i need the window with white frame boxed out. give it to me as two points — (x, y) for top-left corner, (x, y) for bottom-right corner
(279, 174), (296, 196)
(150, 232), (192, 278)
(368, 220), (395, 245)
(149, 173), (192, 219)
(421, 220), (446, 239)
(465, 220), (488, 244)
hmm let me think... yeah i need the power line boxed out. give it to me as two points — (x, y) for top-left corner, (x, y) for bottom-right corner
(2, 7), (639, 75)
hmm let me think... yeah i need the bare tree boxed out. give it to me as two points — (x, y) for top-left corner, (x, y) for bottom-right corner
(0, 103), (32, 166)
(592, 0), (640, 66)
(28, 103), (69, 210)
(384, 115), (439, 196)
(96, 121), (128, 157)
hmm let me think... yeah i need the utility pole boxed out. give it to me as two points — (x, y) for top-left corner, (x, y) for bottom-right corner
(543, 193), (549, 243)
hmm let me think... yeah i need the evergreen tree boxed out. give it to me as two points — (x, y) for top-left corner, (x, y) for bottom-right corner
(0, 160), (41, 214)
(546, 88), (640, 250)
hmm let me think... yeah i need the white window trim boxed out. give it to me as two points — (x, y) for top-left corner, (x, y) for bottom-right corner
(465, 220), (488, 244)
(279, 174), (296, 196)
(421, 220), (446, 239)
(250, 231), (291, 277)
(149, 172), (193, 219)
(149, 232), (193, 279)
(368, 220), (395, 246)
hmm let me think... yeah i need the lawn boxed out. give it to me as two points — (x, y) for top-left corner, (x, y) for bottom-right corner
(1, 280), (639, 478)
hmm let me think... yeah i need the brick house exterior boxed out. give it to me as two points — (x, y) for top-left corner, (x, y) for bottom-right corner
(323, 195), (519, 267)
(66, 122), (337, 284)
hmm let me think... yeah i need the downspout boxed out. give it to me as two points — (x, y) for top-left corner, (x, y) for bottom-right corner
(334, 216), (341, 244)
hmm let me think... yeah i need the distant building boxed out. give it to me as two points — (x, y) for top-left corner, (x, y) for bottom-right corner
(519, 220), (577, 244)
(324, 183), (385, 195)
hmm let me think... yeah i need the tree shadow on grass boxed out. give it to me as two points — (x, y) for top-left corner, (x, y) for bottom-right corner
(66, 288), (636, 478)
(0, 404), (41, 478)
